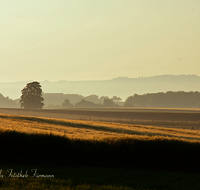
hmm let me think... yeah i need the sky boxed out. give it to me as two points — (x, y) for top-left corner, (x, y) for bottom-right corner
(0, 0), (200, 82)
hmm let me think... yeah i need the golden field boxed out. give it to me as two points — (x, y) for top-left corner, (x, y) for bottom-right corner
(1, 113), (200, 143)
(1, 108), (200, 130)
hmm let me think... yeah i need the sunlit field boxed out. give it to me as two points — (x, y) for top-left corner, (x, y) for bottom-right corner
(1, 113), (200, 189)
(1, 114), (200, 142)
(1, 107), (200, 131)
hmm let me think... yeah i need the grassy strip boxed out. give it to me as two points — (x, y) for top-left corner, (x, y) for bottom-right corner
(1, 129), (200, 172)
(0, 164), (200, 190)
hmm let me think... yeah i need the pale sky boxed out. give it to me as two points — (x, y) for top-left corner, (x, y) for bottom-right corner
(1, 0), (200, 82)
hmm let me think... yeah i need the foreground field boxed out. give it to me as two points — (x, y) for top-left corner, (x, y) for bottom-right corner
(1, 113), (200, 167)
(1, 114), (200, 142)
(0, 164), (200, 190)
(1, 113), (200, 189)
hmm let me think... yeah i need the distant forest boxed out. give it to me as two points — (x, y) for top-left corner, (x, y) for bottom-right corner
(44, 94), (121, 108)
(0, 91), (200, 109)
(124, 91), (200, 108)
(0, 93), (18, 108)
(44, 91), (200, 108)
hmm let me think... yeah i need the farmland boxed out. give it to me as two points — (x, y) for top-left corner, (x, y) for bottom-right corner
(1, 107), (200, 130)
(1, 108), (200, 189)
(1, 113), (200, 142)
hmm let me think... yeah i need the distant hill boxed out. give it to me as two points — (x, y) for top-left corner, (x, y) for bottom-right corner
(1, 75), (200, 101)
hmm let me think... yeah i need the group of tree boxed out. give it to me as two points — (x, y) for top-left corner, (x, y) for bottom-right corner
(43, 93), (122, 106)
(0, 93), (18, 108)
(19, 82), (120, 109)
(124, 91), (200, 108)
(63, 97), (120, 108)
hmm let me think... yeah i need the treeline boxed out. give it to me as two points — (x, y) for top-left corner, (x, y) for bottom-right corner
(0, 93), (19, 108)
(43, 93), (122, 107)
(55, 91), (200, 108)
(1, 91), (200, 109)
(124, 91), (200, 108)
(61, 97), (120, 108)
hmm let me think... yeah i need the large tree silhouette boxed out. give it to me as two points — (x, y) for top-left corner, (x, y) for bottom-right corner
(20, 81), (44, 109)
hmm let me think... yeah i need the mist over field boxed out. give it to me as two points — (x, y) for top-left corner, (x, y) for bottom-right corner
(1, 75), (200, 101)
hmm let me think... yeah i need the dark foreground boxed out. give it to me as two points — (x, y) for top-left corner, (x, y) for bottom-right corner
(0, 128), (200, 189)
(0, 165), (200, 190)
(0, 164), (200, 190)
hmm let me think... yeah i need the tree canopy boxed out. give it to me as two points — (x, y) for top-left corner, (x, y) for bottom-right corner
(103, 98), (119, 107)
(20, 81), (44, 109)
(62, 98), (73, 107)
(74, 99), (97, 107)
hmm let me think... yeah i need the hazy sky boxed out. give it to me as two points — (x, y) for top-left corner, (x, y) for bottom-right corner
(1, 0), (200, 82)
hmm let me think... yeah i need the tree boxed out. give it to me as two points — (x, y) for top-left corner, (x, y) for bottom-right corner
(103, 98), (119, 107)
(123, 96), (135, 107)
(20, 81), (44, 109)
(111, 96), (122, 102)
(84, 95), (101, 103)
(62, 98), (73, 107)
(74, 99), (96, 107)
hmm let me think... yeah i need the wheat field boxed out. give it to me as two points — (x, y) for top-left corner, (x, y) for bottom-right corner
(1, 113), (200, 143)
